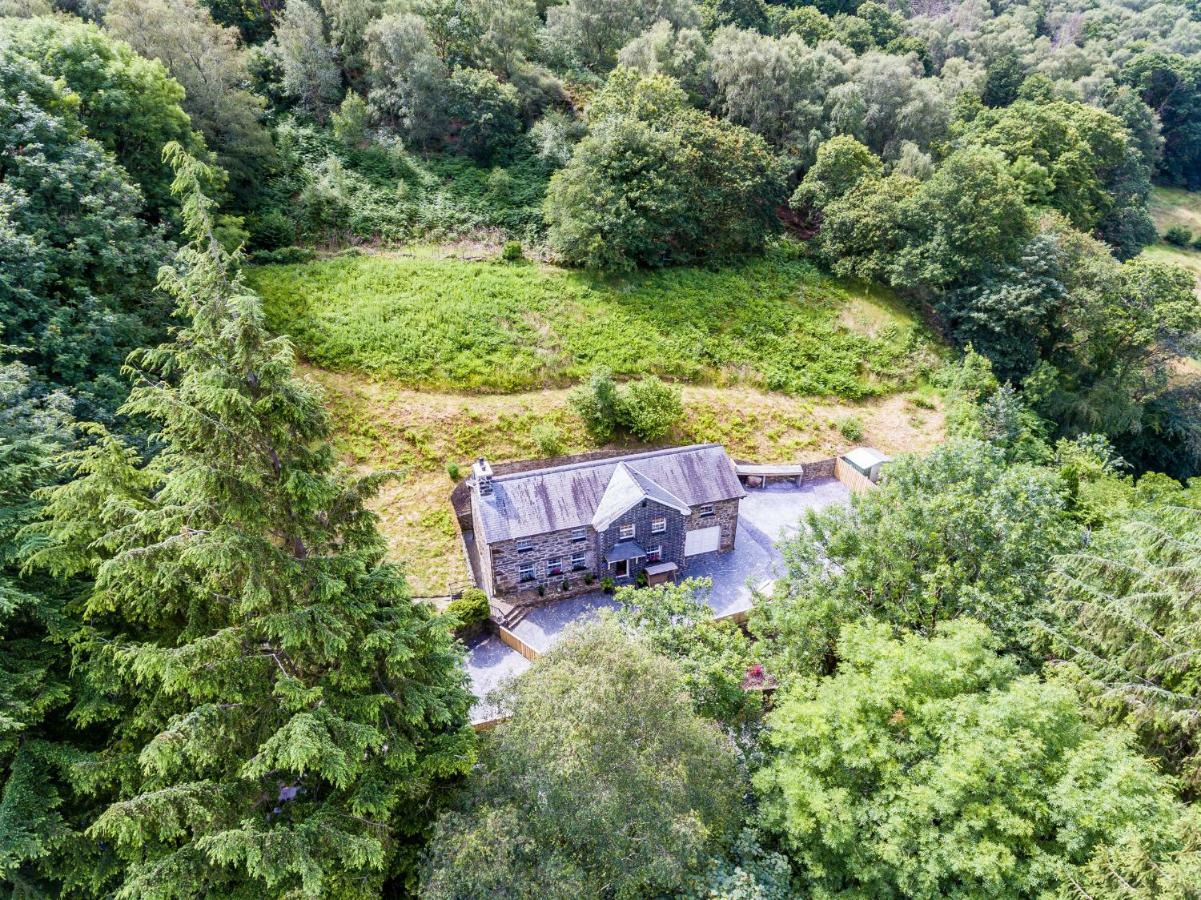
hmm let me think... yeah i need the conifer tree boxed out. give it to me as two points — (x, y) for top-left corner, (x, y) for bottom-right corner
(26, 145), (474, 897)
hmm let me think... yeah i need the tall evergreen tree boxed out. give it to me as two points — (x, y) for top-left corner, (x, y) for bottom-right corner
(26, 145), (473, 897)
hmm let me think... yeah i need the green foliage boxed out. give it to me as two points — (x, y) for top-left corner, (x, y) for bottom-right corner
(616, 375), (684, 440)
(835, 415), (862, 441)
(3, 16), (205, 217)
(0, 363), (77, 891)
(757, 618), (1201, 898)
(248, 248), (932, 396)
(530, 421), (564, 456)
(545, 69), (786, 271)
(421, 620), (743, 898)
(445, 67), (522, 163)
(961, 98), (1156, 257)
(754, 440), (1074, 674)
(614, 578), (762, 723)
(1165, 224), (1193, 247)
(500, 239), (523, 261)
(446, 587), (490, 630)
(23, 147), (474, 896)
(569, 370), (683, 441)
(543, 0), (702, 72)
(1045, 504), (1201, 791)
(791, 135), (882, 213)
(0, 52), (172, 415)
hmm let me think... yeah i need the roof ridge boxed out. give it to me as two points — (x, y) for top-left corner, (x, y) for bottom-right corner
(491, 443), (724, 483)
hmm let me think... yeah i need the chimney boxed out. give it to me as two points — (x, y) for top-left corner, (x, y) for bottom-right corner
(473, 457), (494, 495)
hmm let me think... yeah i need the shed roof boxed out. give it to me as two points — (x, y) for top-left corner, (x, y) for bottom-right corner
(843, 447), (892, 470)
(474, 444), (744, 544)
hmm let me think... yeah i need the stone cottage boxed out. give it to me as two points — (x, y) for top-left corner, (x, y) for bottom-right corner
(470, 444), (745, 602)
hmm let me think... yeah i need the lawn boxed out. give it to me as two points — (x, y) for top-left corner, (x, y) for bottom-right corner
(248, 244), (937, 398)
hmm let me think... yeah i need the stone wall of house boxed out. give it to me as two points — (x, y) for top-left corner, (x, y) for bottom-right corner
(489, 526), (599, 601)
(685, 497), (739, 551)
(597, 500), (686, 587)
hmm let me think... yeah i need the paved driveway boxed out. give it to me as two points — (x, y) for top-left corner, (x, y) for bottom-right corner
(464, 477), (851, 722)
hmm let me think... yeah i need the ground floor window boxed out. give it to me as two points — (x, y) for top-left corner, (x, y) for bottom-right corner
(547, 557), (563, 576)
(612, 559), (629, 578)
(571, 552), (587, 570)
(519, 562), (535, 582)
(648, 545), (662, 562)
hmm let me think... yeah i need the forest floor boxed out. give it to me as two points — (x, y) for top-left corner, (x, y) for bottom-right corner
(252, 243), (948, 597)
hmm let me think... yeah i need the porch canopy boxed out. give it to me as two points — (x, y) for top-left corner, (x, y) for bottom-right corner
(605, 540), (647, 563)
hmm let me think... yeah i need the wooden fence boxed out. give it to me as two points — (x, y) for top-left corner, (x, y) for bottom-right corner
(834, 457), (877, 494)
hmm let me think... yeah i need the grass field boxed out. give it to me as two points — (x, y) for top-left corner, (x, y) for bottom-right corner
(248, 244), (937, 398)
(1146, 186), (1201, 291)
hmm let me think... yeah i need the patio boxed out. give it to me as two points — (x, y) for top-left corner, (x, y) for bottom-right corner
(465, 476), (851, 723)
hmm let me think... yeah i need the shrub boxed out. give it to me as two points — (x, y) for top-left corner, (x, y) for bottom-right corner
(531, 422), (564, 456)
(618, 375), (683, 441)
(247, 209), (296, 251)
(501, 239), (524, 262)
(601, 576), (615, 593)
(837, 416), (864, 442)
(570, 369), (623, 441)
(447, 588), (490, 632)
(1164, 225), (1193, 247)
(570, 370), (684, 442)
(250, 246), (315, 264)
(446, 461), (461, 481)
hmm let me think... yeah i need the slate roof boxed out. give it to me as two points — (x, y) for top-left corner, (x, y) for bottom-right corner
(473, 444), (745, 544)
(592, 463), (691, 532)
(604, 540), (647, 563)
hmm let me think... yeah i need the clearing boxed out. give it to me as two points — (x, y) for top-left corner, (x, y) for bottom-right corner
(254, 243), (947, 597)
(306, 369), (944, 598)
(248, 245), (937, 397)
(1146, 186), (1201, 290)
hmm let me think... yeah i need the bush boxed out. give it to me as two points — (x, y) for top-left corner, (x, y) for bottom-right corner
(601, 576), (615, 593)
(531, 422), (564, 456)
(837, 416), (864, 442)
(501, 239), (524, 262)
(247, 210), (296, 251)
(447, 588), (490, 632)
(446, 461), (461, 481)
(1164, 225), (1193, 246)
(570, 370), (684, 442)
(446, 67), (522, 164)
(250, 246), (315, 264)
(618, 376), (683, 441)
(570, 369), (624, 441)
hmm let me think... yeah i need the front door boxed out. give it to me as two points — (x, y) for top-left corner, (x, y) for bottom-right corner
(612, 559), (629, 578)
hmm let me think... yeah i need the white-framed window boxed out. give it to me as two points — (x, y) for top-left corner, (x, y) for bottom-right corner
(699, 504), (715, 518)
(570, 527), (587, 543)
(650, 516), (667, 534)
(547, 557), (563, 576)
(516, 538), (534, 553)
(518, 562), (536, 582)
(571, 552), (587, 570)
(619, 523), (636, 539)
(648, 545), (662, 562)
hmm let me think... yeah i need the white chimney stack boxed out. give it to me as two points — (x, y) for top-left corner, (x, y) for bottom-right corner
(473, 457), (494, 495)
